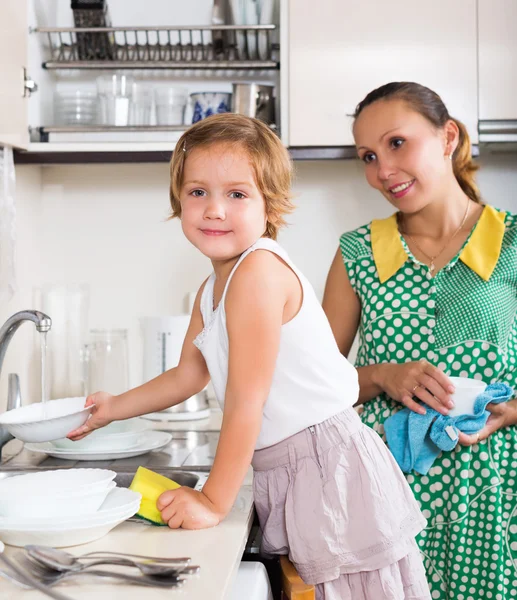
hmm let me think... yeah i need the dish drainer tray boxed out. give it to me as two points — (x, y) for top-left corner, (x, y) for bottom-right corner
(35, 25), (279, 70)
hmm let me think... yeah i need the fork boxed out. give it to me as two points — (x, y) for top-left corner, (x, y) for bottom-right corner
(0, 552), (73, 599)
(16, 553), (185, 589)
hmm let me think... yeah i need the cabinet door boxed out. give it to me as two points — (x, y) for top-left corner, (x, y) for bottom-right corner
(479, 0), (517, 121)
(287, 0), (477, 146)
(0, 1), (29, 149)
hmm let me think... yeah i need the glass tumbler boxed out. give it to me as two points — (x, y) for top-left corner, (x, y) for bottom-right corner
(96, 74), (133, 126)
(129, 82), (153, 126)
(85, 329), (129, 395)
(154, 87), (188, 125)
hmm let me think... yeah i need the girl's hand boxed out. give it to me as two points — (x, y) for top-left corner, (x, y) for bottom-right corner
(458, 399), (517, 446)
(66, 391), (115, 440)
(376, 360), (455, 415)
(157, 487), (223, 530)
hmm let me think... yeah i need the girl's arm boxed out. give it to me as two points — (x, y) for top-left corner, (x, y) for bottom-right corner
(201, 251), (293, 516)
(68, 284), (210, 438)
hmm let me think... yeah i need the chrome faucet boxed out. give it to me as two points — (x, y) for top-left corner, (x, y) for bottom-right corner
(0, 310), (52, 459)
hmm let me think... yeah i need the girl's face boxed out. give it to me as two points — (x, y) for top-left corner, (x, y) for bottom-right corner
(353, 99), (456, 214)
(179, 143), (267, 263)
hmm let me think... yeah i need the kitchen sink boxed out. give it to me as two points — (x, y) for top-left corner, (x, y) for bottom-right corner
(114, 469), (199, 489)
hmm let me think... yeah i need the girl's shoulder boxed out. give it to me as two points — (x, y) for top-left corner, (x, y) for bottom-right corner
(339, 221), (374, 263)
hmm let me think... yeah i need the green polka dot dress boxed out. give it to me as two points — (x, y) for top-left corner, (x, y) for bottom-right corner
(340, 205), (517, 600)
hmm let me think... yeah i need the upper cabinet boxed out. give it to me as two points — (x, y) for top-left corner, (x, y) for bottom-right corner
(478, 0), (517, 141)
(286, 0), (478, 147)
(0, 2), (30, 149)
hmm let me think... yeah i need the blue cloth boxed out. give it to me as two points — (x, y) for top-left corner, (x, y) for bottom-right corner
(384, 382), (513, 475)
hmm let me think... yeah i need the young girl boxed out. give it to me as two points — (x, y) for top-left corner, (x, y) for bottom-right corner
(69, 113), (430, 599)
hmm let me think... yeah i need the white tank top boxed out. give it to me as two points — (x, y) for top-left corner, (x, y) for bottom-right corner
(193, 238), (359, 449)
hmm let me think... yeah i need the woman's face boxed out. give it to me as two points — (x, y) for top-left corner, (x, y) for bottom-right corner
(353, 99), (455, 214)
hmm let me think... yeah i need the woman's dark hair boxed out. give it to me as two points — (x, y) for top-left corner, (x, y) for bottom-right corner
(354, 82), (480, 203)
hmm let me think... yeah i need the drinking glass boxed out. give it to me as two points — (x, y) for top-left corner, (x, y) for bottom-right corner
(85, 329), (129, 395)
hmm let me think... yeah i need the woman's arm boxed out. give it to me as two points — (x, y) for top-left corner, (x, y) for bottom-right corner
(322, 246), (453, 413)
(322, 247), (384, 403)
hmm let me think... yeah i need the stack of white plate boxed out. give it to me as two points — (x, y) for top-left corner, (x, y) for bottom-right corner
(0, 469), (141, 547)
(24, 417), (173, 461)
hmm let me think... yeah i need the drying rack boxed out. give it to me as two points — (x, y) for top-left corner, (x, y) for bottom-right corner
(34, 25), (279, 70)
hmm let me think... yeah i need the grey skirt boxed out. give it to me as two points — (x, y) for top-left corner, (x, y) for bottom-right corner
(252, 408), (430, 598)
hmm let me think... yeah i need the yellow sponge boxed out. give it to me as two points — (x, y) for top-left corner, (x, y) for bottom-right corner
(129, 466), (181, 526)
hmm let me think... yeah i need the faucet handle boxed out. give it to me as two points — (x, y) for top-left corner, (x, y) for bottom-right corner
(7, 374), (21, 412)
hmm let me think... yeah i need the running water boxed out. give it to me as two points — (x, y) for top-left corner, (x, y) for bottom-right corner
(40, 331), (48, 419)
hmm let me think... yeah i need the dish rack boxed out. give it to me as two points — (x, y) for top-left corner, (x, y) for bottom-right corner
(35, 25), (279, 70)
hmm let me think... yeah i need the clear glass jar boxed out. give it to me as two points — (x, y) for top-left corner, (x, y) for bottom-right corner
(85, 329), (129, 395)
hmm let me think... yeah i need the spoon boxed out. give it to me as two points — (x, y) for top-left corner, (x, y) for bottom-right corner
(27, 545), (190, 564)
(27, 545), (198, 577)
(0, 541), (73, 600)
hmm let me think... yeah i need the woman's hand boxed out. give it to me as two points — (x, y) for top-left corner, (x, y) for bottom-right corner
(66, 391), (116, 440)
(458, 399), (517, 446)
(375, 360), (455, 415)
(157, 487), (223, 530)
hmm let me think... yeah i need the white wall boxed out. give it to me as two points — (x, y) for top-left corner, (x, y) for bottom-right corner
(1, 152), (517, 409)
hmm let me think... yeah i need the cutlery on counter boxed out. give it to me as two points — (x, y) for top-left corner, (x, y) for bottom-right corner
(15, 553), (186, 588)
(26, 545), (199, 577)
(0, 540), (74, 600)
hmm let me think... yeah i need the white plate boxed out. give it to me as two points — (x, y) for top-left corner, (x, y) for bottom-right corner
(51, 417), (150, 451)
(142, 407), (211, 421)
(24, 430), (173, 461)
(0, 487), (141, 531)
(0, 512), (134, 548)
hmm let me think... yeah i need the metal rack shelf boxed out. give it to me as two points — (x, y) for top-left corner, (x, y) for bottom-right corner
(35, 25), (279, 70)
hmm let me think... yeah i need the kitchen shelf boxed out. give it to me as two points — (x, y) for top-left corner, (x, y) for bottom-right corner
(35, 25), (279, 70)
(13, 145), (360, 164)
(14, 144), (480, 165)
(37, 125), (188, 144)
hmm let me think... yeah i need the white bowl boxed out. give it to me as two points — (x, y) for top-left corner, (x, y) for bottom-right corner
(0, 488), (141, 547)
(0, 468), (116, 518)
(51, 418), (149, 452)
(0, 487), (140, 530)
(0, 397), (94, 442)
(0, 468), (115, 495)
(0, 480), (116, 520)
(0, 490), (141, 529)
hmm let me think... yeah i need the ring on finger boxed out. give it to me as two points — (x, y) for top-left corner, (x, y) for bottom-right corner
(412, 384), (421, 394)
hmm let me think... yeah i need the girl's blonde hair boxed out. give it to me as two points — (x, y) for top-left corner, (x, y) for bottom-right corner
(169, 113), (294, 239)
(353, 82), (481, 203)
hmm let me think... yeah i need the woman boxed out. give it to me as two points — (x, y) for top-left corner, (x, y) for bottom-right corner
(323, 82), (517, 600)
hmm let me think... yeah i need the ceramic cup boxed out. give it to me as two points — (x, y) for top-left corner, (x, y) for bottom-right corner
(447, 376), (488, 417)
(190, 92), (232, 123)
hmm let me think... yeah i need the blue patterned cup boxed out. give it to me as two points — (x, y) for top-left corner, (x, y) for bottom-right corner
(190, 92), (232, 123)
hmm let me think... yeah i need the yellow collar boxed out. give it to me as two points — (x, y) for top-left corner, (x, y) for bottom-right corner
(370, 205), (506, 284)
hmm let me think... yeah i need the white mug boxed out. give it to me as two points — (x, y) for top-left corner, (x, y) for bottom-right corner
(447, 376), (487, 417)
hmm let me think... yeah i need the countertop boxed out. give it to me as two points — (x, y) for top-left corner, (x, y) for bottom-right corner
(0, 407), (258, 600)
(1, 485), (254, 600)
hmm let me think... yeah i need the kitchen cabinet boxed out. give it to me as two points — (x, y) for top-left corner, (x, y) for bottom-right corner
(286, 0), (478, 147)
(1, 0), (280, 160)
(478, 0), (517, 141)
(0, 2), (30, 148)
